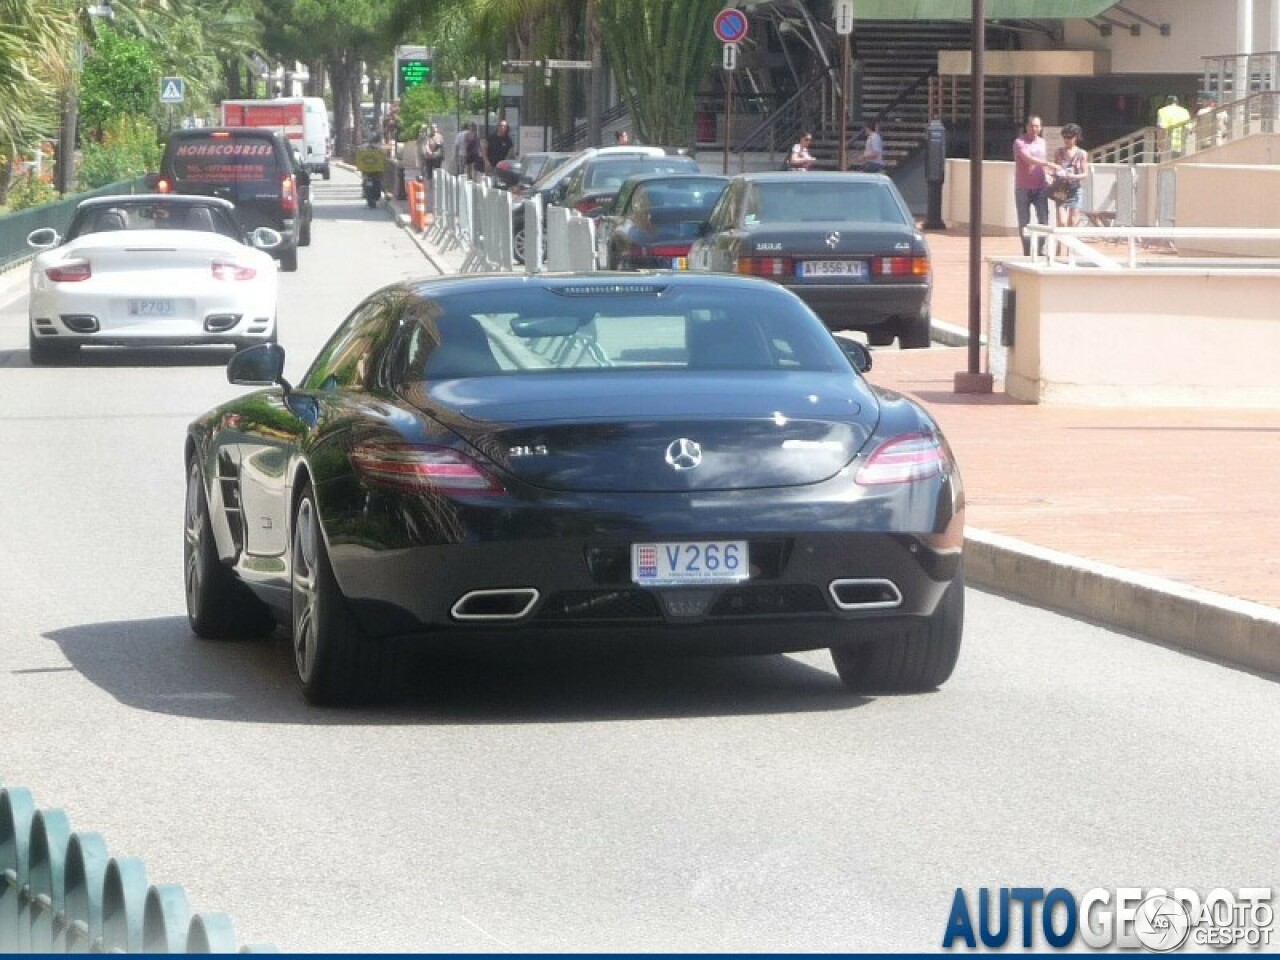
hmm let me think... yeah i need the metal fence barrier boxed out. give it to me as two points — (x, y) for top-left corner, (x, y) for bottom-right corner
(425, 169), (599, 274)
(0, 178), (148, 273)
(1, 784), (274, 953)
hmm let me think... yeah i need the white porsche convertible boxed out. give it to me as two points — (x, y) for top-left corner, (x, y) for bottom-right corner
(27, 194), (282, 365)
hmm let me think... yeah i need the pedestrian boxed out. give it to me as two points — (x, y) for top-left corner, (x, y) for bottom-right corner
(1157, 94), (1191, 157)
(859, 119), (884, 173)
(464, 122), (484, 179)
(419, 122), (444, 181)
(484, 119), (514, 174)
(614, 130), (631, 145)
(787, 132), (815, 170)
(1013, 115), (1056, 256)
(1050, 123), (1089, 229)
(452, 123), (470, 175)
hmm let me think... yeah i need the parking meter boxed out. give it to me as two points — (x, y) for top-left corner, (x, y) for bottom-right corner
(924, 119), (947, 229)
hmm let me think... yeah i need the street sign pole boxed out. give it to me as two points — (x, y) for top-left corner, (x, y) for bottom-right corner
(723, 44), (738, 175)
(835, 0), (853, 171)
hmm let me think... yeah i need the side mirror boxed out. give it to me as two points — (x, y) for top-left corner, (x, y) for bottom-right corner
(249, 226), (284, 251)
(27, 228), (60, 249)
(835, 336), (873, 374)
(227, 343), (286, 386)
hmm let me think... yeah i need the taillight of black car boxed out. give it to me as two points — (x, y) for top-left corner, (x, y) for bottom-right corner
(854, 432), (951, 485)
(350, 442), (504, 495)
(736, 255), (929, 279)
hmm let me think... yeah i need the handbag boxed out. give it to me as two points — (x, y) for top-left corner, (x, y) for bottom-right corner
(1048, 177), (1077, 204)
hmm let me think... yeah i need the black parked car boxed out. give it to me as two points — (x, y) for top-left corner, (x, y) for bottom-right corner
(557, 154), (701, 219)
(597, 173), (728, 270)
(687, 172), (932, 348)
(154, 127), (308, 272)
(185, 272), (965, 705)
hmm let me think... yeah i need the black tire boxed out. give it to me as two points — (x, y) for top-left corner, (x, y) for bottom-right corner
(29, 331), (77, 366)
(830, 569), (964, 693)
(184, 459), (275, 640)
(279, 245), (299, 272)
(866, 328), (896, 347)
(299, 219), (311, 247)
(898, 315), (933, 349)
(291, 486), (396, 705)
(322, 165), (331, 181)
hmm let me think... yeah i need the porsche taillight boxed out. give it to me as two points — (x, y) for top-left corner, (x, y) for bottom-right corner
(869, 255), (930, 278)
(46, 261), (91, 282)
(281, 174), (298, 215)
(211, 261), (257, 281)
(855, 432), (950, 485)
(350, 442), (504, 495)
(736, 255), (793, 277)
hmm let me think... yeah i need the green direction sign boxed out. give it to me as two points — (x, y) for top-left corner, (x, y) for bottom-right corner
(398, 58), (433, 89)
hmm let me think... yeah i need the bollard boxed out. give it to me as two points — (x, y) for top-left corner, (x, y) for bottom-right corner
(0, 787), (36, 952)
(101, 856), (149, 952)
(413, 179), (428, 231)
(143, 883), (192, 953)
(187, 911), (239, 953)
(63, 830), (108, 952)
(26, 807), (72, 952)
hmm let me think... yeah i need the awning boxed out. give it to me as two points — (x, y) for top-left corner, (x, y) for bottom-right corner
(852, 0), (1119, 18)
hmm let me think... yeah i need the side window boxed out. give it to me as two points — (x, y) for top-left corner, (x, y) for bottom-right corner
(301, 292), (398, 391)
(708, 181), (737, 230)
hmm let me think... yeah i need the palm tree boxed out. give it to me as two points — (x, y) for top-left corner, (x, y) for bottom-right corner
(0, 0), (77, 195)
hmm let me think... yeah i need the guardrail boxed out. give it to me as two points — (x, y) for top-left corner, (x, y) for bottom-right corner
(1, 783), (273, 953)
(1023, 223), (1280, 268)
(425, 169), (598, 274)
(0, 178), (148, 273)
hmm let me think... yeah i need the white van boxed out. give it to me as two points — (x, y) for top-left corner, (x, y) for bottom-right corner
(221, 97), (331, 179)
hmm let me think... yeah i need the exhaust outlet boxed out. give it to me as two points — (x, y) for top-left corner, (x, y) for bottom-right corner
(451, 588), (540, 621)
(205, 313), (242, 332)
(828, 578), (903, 611)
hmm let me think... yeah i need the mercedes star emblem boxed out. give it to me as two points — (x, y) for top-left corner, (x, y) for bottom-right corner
(664, 438), (703, 471)
(825, 231), (841, 249)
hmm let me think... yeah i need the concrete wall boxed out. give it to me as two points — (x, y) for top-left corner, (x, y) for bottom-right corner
(1000, 263), (1280, 407)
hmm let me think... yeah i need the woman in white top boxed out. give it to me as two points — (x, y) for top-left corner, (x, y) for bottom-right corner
(788, 132), (815, 170)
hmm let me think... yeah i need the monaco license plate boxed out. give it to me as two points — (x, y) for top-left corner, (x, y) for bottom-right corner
(128, 299), (175, 316)
(632, 540), (749, 587)
(798, 260), (865, 279)
(670, 257), (688, 270)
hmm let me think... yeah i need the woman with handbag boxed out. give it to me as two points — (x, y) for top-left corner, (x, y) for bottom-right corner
(1050, 123), (1089, 228)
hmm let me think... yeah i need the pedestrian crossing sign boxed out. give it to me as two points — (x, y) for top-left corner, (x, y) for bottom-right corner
(160, 77), (185, 103)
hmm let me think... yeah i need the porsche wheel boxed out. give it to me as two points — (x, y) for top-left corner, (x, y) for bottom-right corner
(513, 225), (526, 264)
(291, 486), (395, 705)
(184, 460), (274, 639)
(831, 570), (964, 693)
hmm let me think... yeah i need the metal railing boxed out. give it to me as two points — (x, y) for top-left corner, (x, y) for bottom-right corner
(1091, 91), (1280, 165)
(1023, 223), (1280, 269)
(732, 70), (830, 172)
(0, 178), (148, 272)
(1, 784), (273, 953)
(425, 169), (598, 274)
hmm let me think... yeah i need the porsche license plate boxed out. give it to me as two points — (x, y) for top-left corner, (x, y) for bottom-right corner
(129, 299), (175, 316)
(632, 541), (749, 586)
(798, 260), (865, 278)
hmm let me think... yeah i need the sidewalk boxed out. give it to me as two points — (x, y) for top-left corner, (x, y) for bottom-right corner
(391, 202), (1280, 677)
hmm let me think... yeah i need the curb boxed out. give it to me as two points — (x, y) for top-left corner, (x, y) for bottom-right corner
(966, 529), (1280, 676)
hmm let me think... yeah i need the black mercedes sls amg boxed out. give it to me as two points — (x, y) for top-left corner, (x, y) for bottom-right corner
(184, 272), (965, 705)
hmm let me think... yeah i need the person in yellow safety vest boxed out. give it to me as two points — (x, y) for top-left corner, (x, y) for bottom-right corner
(355, 142), (387, 174)
(1157, 95), (1191, 157)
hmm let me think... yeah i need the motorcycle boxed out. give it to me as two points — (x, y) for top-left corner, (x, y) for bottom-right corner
(361, 172), (383, 208)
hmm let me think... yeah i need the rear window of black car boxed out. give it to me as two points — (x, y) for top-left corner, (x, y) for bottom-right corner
(584, 157), (698, 190)
(168, 135), (282, 183)
(395, 284), (848, 381)
(746, 181), (909, 225)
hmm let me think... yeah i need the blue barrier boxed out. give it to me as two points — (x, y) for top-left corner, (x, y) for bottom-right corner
(0, 783), (274, 953)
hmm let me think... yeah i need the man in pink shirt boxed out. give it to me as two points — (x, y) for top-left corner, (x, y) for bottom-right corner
(1013, 115), (1058, 255)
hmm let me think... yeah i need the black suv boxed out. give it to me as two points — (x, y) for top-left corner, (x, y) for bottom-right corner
(155, 128), (308, 271)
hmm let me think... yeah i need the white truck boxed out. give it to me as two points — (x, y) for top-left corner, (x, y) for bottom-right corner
(220, 97), (331, 179)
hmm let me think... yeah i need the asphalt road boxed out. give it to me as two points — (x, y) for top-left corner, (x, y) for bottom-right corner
(0, 169), (1275, 952)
